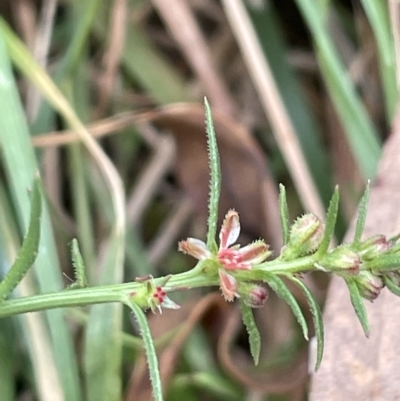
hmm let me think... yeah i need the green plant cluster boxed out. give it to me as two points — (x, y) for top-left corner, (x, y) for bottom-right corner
(2, 100), (400, 401)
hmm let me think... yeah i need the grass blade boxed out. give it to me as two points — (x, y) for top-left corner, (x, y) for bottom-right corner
(0, 318), (16, 401)
(84, 236), (124, 401)
(247, 3), (332, 202)
(0, 177), (41, 300)
(294, 0), (381, 179)
(0, 28), (82, 401)
(360, 0), (397, 120)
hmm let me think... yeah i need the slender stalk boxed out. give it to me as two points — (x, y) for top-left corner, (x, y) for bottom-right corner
(0, 255), (321, 318)
(0, 270), (215, 318)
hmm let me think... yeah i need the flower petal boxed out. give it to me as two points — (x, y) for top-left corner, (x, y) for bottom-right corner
(178, 238), (212, 260)
(219, 210), (240, 249)
(218, 269), (238, 301)
(237, 241), (271, 264)
(217, 241), (270, 270)
(218, 248), (251, 270)
(161, 296), (181, 310)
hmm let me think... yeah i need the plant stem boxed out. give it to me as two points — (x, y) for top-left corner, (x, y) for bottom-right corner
(0, 255), (320, 319)
(0, 267), (217, 318)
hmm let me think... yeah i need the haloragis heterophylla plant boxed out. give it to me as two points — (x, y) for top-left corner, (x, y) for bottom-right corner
(2, 99), (400, 401)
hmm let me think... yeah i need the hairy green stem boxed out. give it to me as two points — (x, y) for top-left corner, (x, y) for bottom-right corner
(0, 255), (319, 318)
(0, 268), (214, 318)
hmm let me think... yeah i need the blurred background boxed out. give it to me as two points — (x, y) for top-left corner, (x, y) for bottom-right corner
(0, 0), (398, 400)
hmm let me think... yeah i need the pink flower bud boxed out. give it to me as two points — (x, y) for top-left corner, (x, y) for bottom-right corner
(281, 214), (324, 260)
(354, 271), (384, 302)
(359, 235), (392, 260)
(239, 283), (268, 308)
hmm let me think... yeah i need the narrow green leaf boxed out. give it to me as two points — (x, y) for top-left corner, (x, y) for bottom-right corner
(84, 236), (124, 401)
(70, 239), (88, 289)
(0, 319), (16, 401)
(383, 275), (400, 296)
(363, 254), (400, 271)
(346, 279), (370, 337)
(171, 372), (242, 401)
(293, 0), (381, 179)
(246, 4), (333, 203)
(315, 187), (339, 257)
(0, 177), (41, 300)
(239, 301), (261, 365)
(360, 0), (397, 120)
(127, 301), (163, 401)
(0, 28), (82, 400)
(288, 276), (324, 370)
(279, 184), (290, 244)
(266, 274), (308, 340)
(353, 182), (370, 246)
(204, 98), (221, 251)
(389, 233), (400, 243)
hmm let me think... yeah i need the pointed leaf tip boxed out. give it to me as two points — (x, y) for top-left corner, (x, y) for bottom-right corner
(267, 275), (308, 341)
(353, 182), (371, 246)
(288, 276), (324, 371)
(346, 279), (370, 337)
(240, 301), (261, 365)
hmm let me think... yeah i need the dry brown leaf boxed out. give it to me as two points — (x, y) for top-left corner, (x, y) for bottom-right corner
(310, 106), (400, 400)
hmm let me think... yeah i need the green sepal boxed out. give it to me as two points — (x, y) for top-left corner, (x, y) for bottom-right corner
(266, 274), (308, 340)
(288, 276), (324, 371)
(346, 279), (370, 337)
(279, 184), (290, 245)
(315, 187), (339, 257)
(204, 97), (221, 250)
(0, 176), (42, 300)
(239, 300), (261, 365)
(353, 182), (370, 246)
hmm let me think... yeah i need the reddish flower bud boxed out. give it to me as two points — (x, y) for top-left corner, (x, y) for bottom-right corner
(359, 235), (392, 261)
(130, 280), (180, 313)
(354, 271), (384, 302)
(281, 214), (324, 260)
(239, 283), (268, 308)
